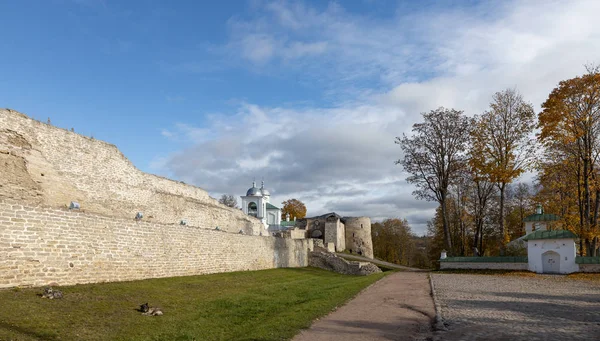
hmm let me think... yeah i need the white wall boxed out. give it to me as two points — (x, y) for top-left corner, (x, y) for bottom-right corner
(525, 221), (548, 235)
(241, 196), (269, 229)
(527, 238), (578, 274)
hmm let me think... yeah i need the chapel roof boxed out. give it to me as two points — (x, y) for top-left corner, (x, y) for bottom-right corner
(246, 181), (262, 196)
(522, 229), (577, 241)
(260, 181), (270, 196)
(266, 203), (280, 210)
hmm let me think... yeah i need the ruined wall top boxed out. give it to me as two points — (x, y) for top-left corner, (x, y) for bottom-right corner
(0, 108), (263, 234)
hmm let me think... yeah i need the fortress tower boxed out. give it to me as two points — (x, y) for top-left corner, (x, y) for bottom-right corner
(344, 217), (374, 259)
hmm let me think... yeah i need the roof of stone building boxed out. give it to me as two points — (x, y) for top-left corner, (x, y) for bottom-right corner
(306, 212), (345, 223)
(313, 212), (342, 219)
(523, 213), (561, 222)
(266, 203), (279, 210)
(522, 229), (577, 241)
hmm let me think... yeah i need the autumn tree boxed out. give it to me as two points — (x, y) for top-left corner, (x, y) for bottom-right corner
(218, 194), (238, 208)
(396, 107), (470, 253)
(448, 171), (471, 256)
(372, 218), (416, 266)
(281, 199), (307, 220)
(538, 66), (600, 256)
(465, 163), (496, 256)
(471, 89), (536, 253)
(535, 151), (580, 235)
(505, 183), (534, 241)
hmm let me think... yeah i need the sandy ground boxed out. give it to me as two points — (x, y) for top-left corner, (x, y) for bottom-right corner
(292, 272), (435, 341)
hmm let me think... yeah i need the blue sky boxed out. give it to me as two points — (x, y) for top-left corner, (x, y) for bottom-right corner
(2, 0), (600, 234)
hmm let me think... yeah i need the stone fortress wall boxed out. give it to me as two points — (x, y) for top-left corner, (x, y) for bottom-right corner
(0, 109), (263, 235)
(0, 109), (309, 288)
(0, 200), (307, 289)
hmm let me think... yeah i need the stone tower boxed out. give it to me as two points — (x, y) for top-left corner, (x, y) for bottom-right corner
(344, 217), (374, 259)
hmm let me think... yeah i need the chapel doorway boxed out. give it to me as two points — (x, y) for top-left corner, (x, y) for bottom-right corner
(542, 251), (560, 274)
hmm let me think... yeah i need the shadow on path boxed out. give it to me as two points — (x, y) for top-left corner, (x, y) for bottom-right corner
(293, 272), (435, 341)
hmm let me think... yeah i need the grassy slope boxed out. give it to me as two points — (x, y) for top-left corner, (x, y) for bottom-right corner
(0, 268), (386, 341)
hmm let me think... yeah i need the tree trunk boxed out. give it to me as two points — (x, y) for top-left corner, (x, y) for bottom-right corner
(584, 156), (591, 243)
(577, 165), (585, 256)
(499, 183), (506, 256)
(473, 217), (482, 256)
(440, 193), (453, 254)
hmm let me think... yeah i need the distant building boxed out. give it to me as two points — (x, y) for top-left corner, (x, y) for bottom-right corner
(241, 181), (281, 229)
(523, 204), (561, 234)
(296, 213), (374, 259)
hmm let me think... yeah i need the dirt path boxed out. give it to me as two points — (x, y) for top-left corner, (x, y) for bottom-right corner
(292, 272), (435, 341)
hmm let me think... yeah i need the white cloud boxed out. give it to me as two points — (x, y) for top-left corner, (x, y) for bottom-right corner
(239, 34), (276, 63)
(155, 0), (600, 234)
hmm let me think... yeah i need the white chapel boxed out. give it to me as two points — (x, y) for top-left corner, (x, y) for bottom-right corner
(241, 181), (281, 229)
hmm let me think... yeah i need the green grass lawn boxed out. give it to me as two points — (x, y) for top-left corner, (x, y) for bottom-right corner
(0, 268), (386, 341)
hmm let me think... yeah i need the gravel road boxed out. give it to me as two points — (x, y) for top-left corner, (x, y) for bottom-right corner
(431, 274), (600, 341)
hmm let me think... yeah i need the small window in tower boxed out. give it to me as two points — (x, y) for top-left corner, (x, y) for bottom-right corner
(361, 224), (363, 228)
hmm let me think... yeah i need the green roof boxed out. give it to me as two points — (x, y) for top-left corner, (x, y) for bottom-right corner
(576, 256), (600, 264)
(280, 221), (296, 227)
(523, 213), (561, 222)
(266, 203), (279, 210)
(522, 230), (577, 241)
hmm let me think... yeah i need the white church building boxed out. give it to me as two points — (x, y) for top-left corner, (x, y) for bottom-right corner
(241, 181), (281, 229)
(441, 205), (598, 274)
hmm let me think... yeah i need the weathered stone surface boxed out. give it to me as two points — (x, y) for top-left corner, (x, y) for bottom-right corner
(308, 251), (381, 276)
(0, 200), (308, 289)
(0, 109), (263, 235)
(579, 264), (600, 272)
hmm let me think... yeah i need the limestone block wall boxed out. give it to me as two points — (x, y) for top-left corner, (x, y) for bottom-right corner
(324, 218), (345, 252)
(308, 251), (381, 276)
(344, 217), (373, 259)
(0, 200), (307, 289)
(439, 262), (529, 270)
(290, 228), (306, 239)
(0, 109), (263, 235)
(578, 264), (600, 272)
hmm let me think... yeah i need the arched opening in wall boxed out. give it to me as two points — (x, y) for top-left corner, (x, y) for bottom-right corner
(542, 250), (560, 274)
(311, 229), (323, 238)
(248, 202), (258, 217)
